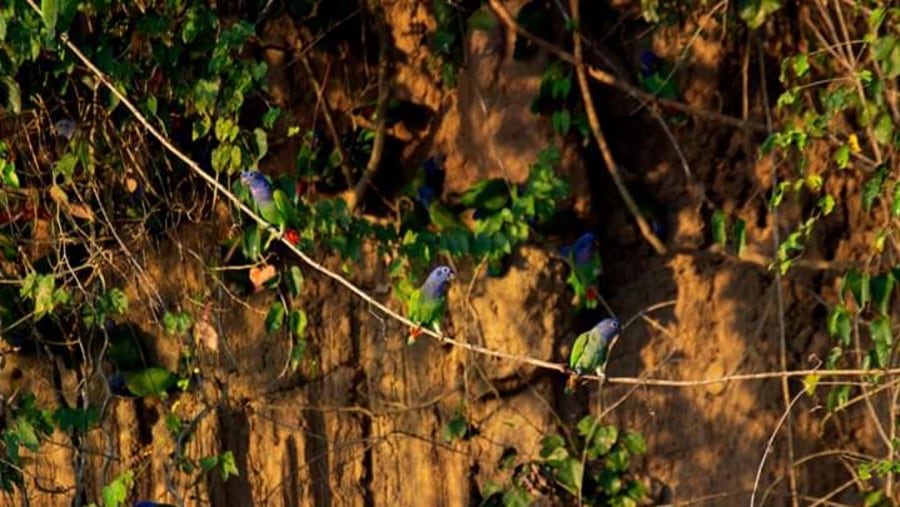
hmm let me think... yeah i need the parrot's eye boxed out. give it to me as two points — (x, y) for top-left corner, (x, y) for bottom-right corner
(611, 321), (619, 328)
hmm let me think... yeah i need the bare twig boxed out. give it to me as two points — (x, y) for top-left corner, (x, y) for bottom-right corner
(297, 50), (354, 189)
(756, 33), (800, 507)
(568, 0), (666, 255)
(750, 389), (805, 507)
(486, 0), (767, 132)
(350, 2), (390, 211)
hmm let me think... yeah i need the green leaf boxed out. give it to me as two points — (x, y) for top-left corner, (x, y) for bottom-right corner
(826, 384), (851, 411)
(467, 8), (496, 32)
(220, 450), (239, 480)
(53, 406), (99, 433)
(265, 301), (285, 334)
(844, 270), (870, 310)
(502, 486), (532, 507)
(242, 224), (261, 261)
(100, 471), (133, 507)
(441, 412), (469, 442)
(733, 219), (746, 256)
(539, 434), (567, 461)
(739, 0), (783, 30)
(620, 430), (647, 455)
(871, 316), (893, 368)
(555, 457), (583, 496)
(254, 128), (268, 162)
(792, 54), (809, 78)
(55, 153), (79, 180)
(817, 195), (835, 216)
(199, 455), (218, 472)
(826, 305), (852, 346)
(20, 272), (69, 318)
(262, 108), (281, 129)
(874, 35), (896, 62)
(834, 145), (850, 169)
(289, 340), (306, 371)
(13, 418), (40, 450)
(0, 77), (21, 114)
(874, 114), (895, 146)
(711, 209), (728, 247)
(287, 266), (304, 298)
(288, 309), (308, 340)
(41, 0), (59, 36)
(870, 273), (895, 316)
(862, 165), (888, 212)
(552, 109), (571, 136)
(891, 183), (900, 217)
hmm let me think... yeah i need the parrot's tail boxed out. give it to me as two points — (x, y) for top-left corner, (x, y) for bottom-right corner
(406, 326), (423, 345)
(564, 375), (579, 395)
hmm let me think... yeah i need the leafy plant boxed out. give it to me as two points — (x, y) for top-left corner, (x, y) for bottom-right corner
(480, 416), (647, 506)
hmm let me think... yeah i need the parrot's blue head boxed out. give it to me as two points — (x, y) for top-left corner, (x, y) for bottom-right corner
(134, 502), (160, 507)
(423, 156), (446, 180)
(240, 170), (274, 205)
(55, 119), (77, 140)
(639, 50), (661, 77)
(594, 318), (621, 342)
(572, 232), (597, 265)
(421, 265), (454, 299)
(416, 185), (436, 207)
(108, 372), (133, 397)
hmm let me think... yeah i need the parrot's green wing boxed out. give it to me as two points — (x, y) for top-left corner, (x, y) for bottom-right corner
(124, 367), (177, 398)
(428, 200), (468, 231)
(459, 178), (511, 212)
(639, 72), (679, 101)
(569, 331), (588, 370)
(273, 189), (295, 226)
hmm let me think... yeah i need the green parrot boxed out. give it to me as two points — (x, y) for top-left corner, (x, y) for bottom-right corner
(406, 265), (454, 344)
(459, 178), (512, 217)
(565, 318), (621, 394)
(240, 170), (295, 247)
(638, 50), (686, 124)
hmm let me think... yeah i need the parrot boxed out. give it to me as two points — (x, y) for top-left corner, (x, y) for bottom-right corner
(240, 170), (295, 246)
(638, 50), (686, 124)
(406, 157), (469, 232)
(638, 50), (679, 101)
(561, 232), (603, 308)
(406, 265), (454, 344)
(565, 318), (621, 394)
(460, 178), (512, 219)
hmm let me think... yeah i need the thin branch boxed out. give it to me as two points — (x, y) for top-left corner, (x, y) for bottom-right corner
(568, 0), (667, 255)
(297, 50), (354, 189)
(757, 33), (799, 507)
(750, 390), (805, 507)
(486, 0), (768, 132)
(350, 2), (390, 211)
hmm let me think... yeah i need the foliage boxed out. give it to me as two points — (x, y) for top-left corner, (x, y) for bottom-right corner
(0, 393), (54, 492)
(479, 416), (647, 506)
(760, 1), (900, 501)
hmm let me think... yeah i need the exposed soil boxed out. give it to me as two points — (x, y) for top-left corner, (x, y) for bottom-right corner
(3, 1), (888, 506)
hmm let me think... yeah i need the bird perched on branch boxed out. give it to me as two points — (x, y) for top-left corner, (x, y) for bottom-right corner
(240, 170), (296, 245)
(561, 232), (603, 309)
(406, 265), (454, 344)
(565, 318), (621, 394)
(638, 50), (686, 124)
